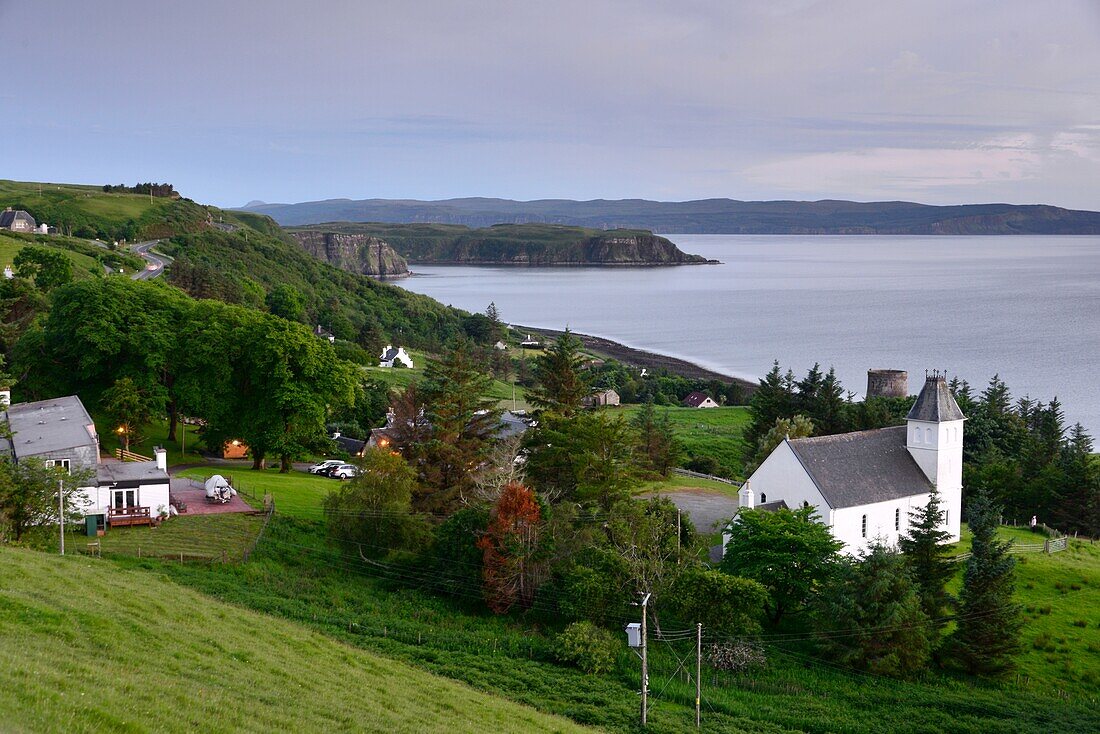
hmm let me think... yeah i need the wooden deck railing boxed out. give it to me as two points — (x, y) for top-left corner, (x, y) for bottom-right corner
(108, 506), (154, 527)
(114, 448), (153, 462)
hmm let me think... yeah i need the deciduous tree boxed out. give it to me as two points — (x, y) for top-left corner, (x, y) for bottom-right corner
(477, 482), (547, 613)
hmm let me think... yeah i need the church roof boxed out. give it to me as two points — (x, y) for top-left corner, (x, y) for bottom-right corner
(786, 425), (933, 509)
(907, 373), (965, 422)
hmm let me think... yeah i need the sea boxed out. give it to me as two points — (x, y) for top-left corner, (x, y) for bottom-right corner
(394, 235), (1100, 434)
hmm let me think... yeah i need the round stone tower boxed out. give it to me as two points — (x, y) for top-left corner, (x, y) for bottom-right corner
(866, 369), (908, 399)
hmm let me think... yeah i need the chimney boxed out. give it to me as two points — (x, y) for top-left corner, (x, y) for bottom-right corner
(738, 483), (755, 510)
(154, 446), (167, 472)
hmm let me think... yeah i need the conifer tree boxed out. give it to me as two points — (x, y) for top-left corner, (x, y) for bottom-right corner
(952, 492), (1021, 676)
(898, 488), (954, 641)
(633, 400), (681, 477)
(528, 329), (589, 416)
(744, 361), (796, 459)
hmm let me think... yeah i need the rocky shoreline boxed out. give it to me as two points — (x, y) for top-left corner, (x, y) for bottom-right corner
(513, 324), (757, 391)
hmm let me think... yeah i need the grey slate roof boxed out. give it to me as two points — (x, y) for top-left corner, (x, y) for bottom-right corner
(381, 346), (400, 361)
(787, 425), (933, 509)
(497, 411), (530, 440)
(97, 462), (169, 485)
(4, 396), (98, 457)
(0, 209), (36, 229)
(755, 499), (789, 513)
(334, 434), (366, 456)
(907, 375), (965, 422)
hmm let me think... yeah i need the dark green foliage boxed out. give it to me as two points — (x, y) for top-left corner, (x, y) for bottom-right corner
(899, 488), (955, 640)
(553, 622), (619, 674)
(556, 546), (634, 625)
(588, 358), (746, 407)
(527, 329), (589, 416)
(632, 400), (681, 477)
(428, 506), (489, 598)
(13, 246), (72, 292)
(814, 543), (933, 677)
(161, 229), (469, 351)
(952, 492), (1022, 676)
(100, 376), (160, 450)
(0, 457), (89, 541)
(323, 448), (429, 558)
(265, 283), (306, 322)
(668, 567), (767, 635)
(721, 506), (843, 624)
(745, 414), (814, 474)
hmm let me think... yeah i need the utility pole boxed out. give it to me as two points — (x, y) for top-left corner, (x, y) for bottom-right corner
(640, 592), (651, 727)
(695, 623), (702, 728)
(677, 509), (682, 553)
(58, 479), (64, 556)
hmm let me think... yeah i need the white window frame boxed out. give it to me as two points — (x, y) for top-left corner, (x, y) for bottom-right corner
(45, 458), (71, 474)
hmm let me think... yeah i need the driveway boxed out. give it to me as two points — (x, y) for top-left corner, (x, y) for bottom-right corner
(639, 487), (739, 534)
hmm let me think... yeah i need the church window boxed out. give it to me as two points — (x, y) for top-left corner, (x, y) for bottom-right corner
(946, 510), (949, 526)
(803, 501), (810, 508)
(925, 428), (932, 443)
(895, 508), (900, 531)
(760, 493), (767, 503)
(861, 514), (867, 538)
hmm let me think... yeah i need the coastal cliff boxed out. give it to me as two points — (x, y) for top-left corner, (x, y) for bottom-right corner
(289, 223), (712, 266)
(291, 231), (409, 277)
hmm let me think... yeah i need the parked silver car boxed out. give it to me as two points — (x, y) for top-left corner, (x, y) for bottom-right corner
(308, 459), (344, 474)
(330, 464), (359, 480)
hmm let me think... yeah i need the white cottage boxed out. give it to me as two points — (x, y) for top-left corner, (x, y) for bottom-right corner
(379, 345), (414, 369)
(732, 372), (964, 555)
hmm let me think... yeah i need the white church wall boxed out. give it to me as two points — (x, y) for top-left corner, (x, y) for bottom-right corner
(741, 441), (829, 517)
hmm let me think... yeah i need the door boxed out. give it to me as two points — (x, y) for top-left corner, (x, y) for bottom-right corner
(112, 489), (137, 510)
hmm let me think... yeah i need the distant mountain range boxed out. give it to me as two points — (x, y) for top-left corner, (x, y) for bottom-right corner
(239, 197), (1100, 235)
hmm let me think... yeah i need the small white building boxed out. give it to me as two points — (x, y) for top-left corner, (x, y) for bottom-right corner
(682, 391), (719, 409)
(494, 340), (508, 351)
(582, 389), (621, 407)
(729, 372), (964, 555)
(379, 345), (414, 369)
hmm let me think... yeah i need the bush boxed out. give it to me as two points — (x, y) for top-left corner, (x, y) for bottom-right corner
(707, 640), (767, 672)
(684, 455), (720, 476)
(554, 622), (619, 675)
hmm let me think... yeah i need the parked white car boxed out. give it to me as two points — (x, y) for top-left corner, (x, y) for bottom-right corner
(308, 459), (344, 474)
(330, 464), (359, 480)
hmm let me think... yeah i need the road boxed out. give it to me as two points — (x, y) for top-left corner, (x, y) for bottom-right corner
(130, 240), (166, 280)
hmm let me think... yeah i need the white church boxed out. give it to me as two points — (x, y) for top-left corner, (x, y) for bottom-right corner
(730, 371), (964, 555)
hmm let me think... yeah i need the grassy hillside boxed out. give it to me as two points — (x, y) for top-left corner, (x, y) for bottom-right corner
(0, 179), (212, 241)
(0, 546), (588, 734)
(619, 405), (751, 478)
(0, 230), (144, 277)
(289, 222), (709, 265)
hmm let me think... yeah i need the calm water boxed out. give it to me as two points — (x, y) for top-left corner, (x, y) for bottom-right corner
(395, 236), (1100, 433)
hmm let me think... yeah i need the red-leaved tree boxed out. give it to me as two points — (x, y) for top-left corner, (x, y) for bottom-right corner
(477, 482), (546, 613)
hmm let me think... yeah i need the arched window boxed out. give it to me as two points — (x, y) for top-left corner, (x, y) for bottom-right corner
(760, 493), (767, 503)
(925, 427), (932, 443)
(861, 514), (867, 538)
(803, 501), (810, 509)
(895, 508), (900, 531)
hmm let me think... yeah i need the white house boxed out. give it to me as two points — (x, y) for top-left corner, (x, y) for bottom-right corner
(379, 345), (414, 369)
(682, 391), (719, 408)
(729, 372), (964, 555)
(0, 394), (172, 534)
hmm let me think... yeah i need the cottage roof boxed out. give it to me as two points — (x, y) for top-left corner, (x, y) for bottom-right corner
(907, 374), (965, 422)
(334, 435), (366, 456)
(755, 499), (789, 513)
(4, 396), (98, 457)
(381, 346), (401, 361)
(96, 462), (169, 485)
(786, 425), (933, 509)
(0, 209), (36, 229)
(682, 391), (713, 407)
(497, 411), (530, 440)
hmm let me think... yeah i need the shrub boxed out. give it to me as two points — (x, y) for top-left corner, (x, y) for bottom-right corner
(554, 622), (619, 675)
(1072, 620), (1088, 628)
(707, 640), (767, 673)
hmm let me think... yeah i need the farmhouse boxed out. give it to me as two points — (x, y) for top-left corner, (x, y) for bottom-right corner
(0, 393), (172, 533)
(379, 345), (414, 368)
(314, 324), (336, 344)
(731, 372), (964, 554)
(0, 207), (36, 232)
(682, 391), (719, 408)
(582, 389), (620, 407)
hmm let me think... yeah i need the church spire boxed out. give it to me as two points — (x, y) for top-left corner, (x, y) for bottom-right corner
(907, 370), (965, 422)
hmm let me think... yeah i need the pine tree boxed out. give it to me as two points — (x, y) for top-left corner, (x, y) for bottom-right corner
(528, 329), (590, 416)
(952, 492), (1021, 676)
(898, 488), (954, 642)
(744, 361), (796, 459)
(633, 399), (681, 476)
(485, 301), (500, 323)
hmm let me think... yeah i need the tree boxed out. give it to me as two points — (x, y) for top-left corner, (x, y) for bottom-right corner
(528, 329), (589, 416)
(323, 448), (428, 558)
(101, 376), (160, 451)
(265, 284), (306, 322)
(952, 492), (1022, 676)
(814, 543), (933, 677)
(898, 488), (955, 642)
(428, 506), (489, 598)
(633, 400), (681, 477)
(721, 506), (843, 624)
(745, 414), (814, 474)
(412, 342), (500, 512)
(13, 247), (72, 291)
(485, 301), (500, 324)
(477, 482), (547, 613)
(669, 567), (768, 635)
(743, 361), (796, 458)
(0, 458), (89, 542)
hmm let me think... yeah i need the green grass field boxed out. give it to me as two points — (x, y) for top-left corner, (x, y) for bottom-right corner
(0, 233), (105, 279)
(362, 349), (531, 410)
(0, 546), (589, 733)
(91, 512), (266, 562)
(178, 467), (333, 519)
(619, 405), (751, 478)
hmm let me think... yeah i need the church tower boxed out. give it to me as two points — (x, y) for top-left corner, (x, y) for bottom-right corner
(906, 371), (965, 541)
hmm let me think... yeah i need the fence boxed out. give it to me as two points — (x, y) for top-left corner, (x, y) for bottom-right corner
(671, 467), (743, 487)
(953, 532), (1069, 562)
(114, 448), (153, 462)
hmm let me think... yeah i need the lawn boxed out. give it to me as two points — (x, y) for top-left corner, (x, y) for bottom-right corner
(638, 472), (741, 497)
(91, 512), (266, 562)
(92, 416), (206, 467)
(178, 466), (333, 520)
(0, 233), (104, 279)
(0, 546), (590, 734)
(619, 405), (751, 478)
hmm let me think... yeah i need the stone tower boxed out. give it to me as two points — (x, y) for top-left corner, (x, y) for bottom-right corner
(905, 371), (965, 541)
(867, 369), (908, 399)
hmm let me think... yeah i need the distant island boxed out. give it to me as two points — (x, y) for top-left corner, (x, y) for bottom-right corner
(288, 223), (712, 266)
(243, 197), (1100, 235)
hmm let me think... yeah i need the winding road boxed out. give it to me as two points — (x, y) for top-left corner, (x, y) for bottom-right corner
(130, 240), (166, 280)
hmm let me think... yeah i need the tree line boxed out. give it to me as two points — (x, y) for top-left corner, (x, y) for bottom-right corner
(102, 182), (178, 198)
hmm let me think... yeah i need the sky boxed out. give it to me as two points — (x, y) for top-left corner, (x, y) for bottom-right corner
(2, 0), (1099, 209)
